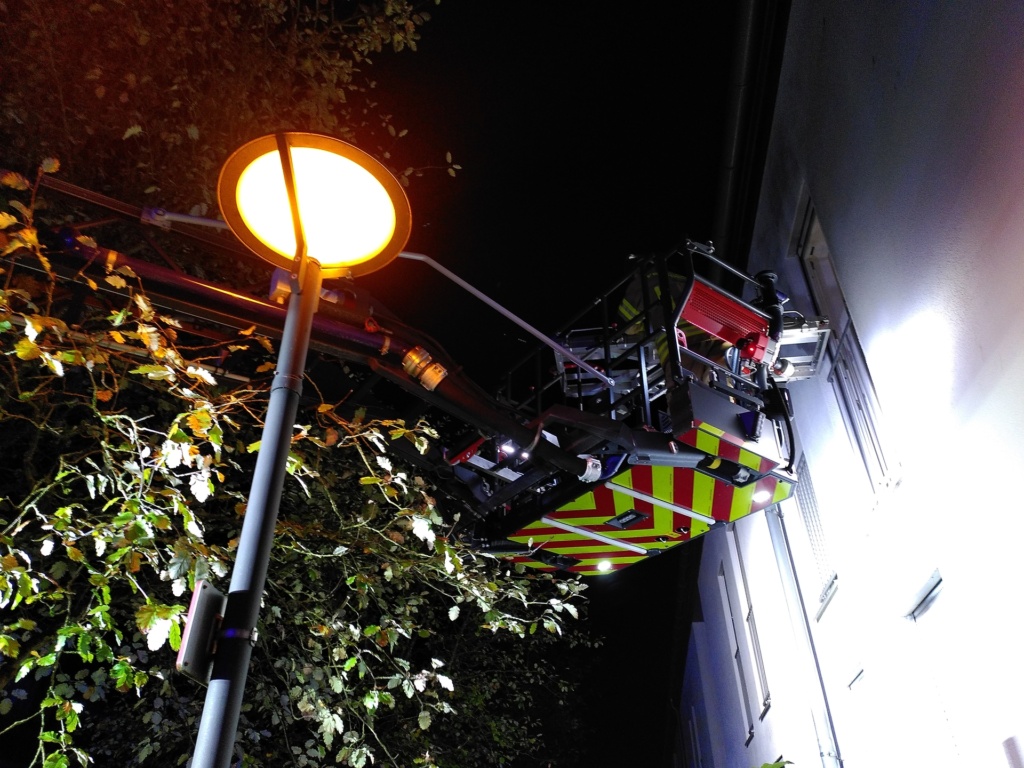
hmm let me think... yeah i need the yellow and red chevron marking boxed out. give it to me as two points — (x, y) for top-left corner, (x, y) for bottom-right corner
(583, 464), (793, 524)
(507, 510), (664, 576)
(507, 512), (711, 576)
(676, 420), (780, 474)
(547, 480), (688, 549)
(507, 465), (792, 572)
(506, 465), (794, 575)
(509, 540), (646, 576)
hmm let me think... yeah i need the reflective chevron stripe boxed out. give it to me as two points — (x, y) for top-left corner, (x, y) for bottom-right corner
(507, 464), (795, 575)
(605, 480), (716, 524)
(677, 420), (779, 473)
(511, 548), (647, 576)
(538, 517), (647, 554)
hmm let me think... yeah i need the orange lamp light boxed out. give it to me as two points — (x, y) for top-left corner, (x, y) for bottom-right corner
(218, 132), (411, 278)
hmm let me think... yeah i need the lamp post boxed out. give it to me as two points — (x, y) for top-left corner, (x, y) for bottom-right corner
(191, 132), (411, 768)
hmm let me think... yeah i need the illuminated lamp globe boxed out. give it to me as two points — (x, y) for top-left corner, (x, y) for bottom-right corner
(218, 133), (411, 279)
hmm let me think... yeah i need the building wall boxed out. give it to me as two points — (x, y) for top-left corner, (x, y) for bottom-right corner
(683, 514), (825, 768)
(682, 2), (1024, 766)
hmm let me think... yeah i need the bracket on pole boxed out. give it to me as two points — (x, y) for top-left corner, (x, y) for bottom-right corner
(176, 581), (228, 685)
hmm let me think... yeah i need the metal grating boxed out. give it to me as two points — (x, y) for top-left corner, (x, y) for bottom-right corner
(794, 456), (838, 608)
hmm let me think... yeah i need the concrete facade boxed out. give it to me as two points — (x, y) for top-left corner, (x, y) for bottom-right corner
(679, 3), (1024, 766)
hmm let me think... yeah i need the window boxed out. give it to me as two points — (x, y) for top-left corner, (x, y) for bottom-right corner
(716, 528), (771, 747)
(797, 206), (901, 493)
(686, 706), (705, 768)
(717, 561), (754, 744)
(793, 455), (838, 620)
(729, 527), (770, 720)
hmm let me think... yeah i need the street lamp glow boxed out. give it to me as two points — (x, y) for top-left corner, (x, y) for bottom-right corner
(236, 148), (395, 268)
(218, 133), (411, 277)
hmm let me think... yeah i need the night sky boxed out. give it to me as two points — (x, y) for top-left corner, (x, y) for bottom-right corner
(364, 3), (738, 384)
(364, 4), (740, 766)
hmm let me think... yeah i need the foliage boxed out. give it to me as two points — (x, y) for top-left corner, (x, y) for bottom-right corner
(0, 164), (592, 767)
(0, 0), (456, 217)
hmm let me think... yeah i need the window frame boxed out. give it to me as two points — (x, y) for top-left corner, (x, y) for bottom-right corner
(795, 204), (901, 494)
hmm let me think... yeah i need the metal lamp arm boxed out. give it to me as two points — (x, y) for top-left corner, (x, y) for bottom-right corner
(397, 252), (615, 388)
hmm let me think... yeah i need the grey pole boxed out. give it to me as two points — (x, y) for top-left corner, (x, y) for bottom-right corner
(190, 259), (322, 768)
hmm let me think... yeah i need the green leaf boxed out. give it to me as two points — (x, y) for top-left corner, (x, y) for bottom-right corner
(14, 338), (40, 360)
(122, 124), (143, 140)
(129, 364), (174, 380)
(169, 618), (182, 651)
(64, 703), (81, 732)
(8, 201), (31, 225)
(417, 710), (431, 730)
(76, 632), (93, 662)
(0, 635), (20, 658)
(136, 602), (158, 631)
(0, 171), (30, 190)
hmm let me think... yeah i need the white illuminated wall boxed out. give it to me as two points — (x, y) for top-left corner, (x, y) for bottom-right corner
(680, 2), (1024, 766)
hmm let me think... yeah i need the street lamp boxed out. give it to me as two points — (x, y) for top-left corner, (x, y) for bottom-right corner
(191, 132), (411, 768)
